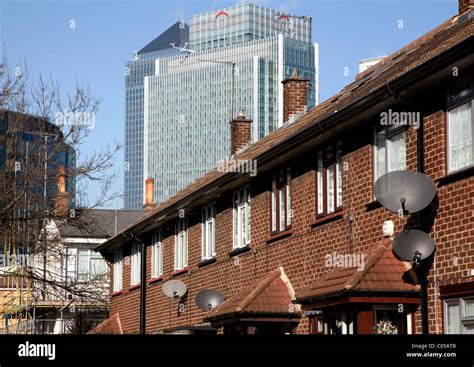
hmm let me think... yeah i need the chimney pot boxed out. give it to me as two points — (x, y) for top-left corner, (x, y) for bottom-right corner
(230, 112), (252, 155)
(282, 69), (310, 124)
(55, 165), (69, 218)
(144, 177), (156, 209)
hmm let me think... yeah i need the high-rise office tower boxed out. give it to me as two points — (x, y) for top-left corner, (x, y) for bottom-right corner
(125, 4), (318, 207)
(123, 21), (189, 209)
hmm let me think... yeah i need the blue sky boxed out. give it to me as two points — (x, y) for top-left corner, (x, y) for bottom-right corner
(0, 0), (457, 208)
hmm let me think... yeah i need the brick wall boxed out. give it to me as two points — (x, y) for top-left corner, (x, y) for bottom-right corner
(108, 72), (474, 335)
(231, 115), (252, 155)
(282, 70), (309, 123)
(459, 0), (474, 14)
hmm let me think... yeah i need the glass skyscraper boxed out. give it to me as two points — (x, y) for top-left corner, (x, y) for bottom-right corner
(123, 21), (189, 209)
(125, 4), (318, 207)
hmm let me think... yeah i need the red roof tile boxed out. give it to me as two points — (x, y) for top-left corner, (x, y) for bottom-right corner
(296, 239), (419, 302)
(205, 267), (301, 321)
(87, 313), (123, 334)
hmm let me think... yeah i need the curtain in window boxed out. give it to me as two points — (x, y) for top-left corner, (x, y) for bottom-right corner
(327, 163), (335, 213)
(465, 298), (474, 317)
(245, 190), (251, 243)
(375, 128), (386, 181)
(317, 151), (323, 214)
(446, 302), (460, 334)
(388, 132), (406, 172)
(271, 178), (277, 231)
(449, 103), (472, 172)
(78, 250), (89, 279)
(336, 142), (342, 208)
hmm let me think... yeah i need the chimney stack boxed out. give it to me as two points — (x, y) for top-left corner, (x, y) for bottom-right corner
(459, 0), (474, 14)
(230, 110), (252, 155)
(144, 177), (156, 210)
(55, 165), (69, 218)
(282, 68), (310, 124)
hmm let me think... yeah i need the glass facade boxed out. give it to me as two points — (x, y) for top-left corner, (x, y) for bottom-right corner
(146, 35), (316, 204)
(125, 4), (317, 207)
(123, 22), (186, 209)
(189, 3), (312, 50)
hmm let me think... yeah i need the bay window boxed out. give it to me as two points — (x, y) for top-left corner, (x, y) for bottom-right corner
(271, 168), (291, 233)
(447, 81), (473, 173)
(202, 204), (216, 260)
(316, 142), (342, 216)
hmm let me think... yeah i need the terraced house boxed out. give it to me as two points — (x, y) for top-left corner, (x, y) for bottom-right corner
(93, 1), (474, 335)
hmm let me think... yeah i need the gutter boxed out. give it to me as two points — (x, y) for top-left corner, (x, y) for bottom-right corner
(296, 289), (422, 306)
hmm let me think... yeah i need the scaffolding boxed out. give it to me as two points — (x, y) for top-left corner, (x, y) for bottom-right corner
(0, 242), (33, 334)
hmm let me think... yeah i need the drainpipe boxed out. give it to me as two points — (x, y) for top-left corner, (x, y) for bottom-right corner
(131, 232), (147, 335)
(417, 114), (424, 174)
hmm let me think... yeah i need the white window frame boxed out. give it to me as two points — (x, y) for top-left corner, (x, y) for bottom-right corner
(271, 168), (291, 233)
(77, 249), (108, 281)
(446, 80), (473, 174)
(373, 125), (407, 184)
(444, 297), (474, 334)
(113, 250), (123, 292)
(174, 219), (188, 270)
(202, 204), (216, 260)
(233, 187), (251, 249)
(316, 143), (343, 216)
(130, 243), (141, 286)
(151, 231), (163, 278)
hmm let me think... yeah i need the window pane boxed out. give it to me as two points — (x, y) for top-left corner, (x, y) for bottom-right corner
(327, 163), (334, 213)
(317, 151), (323, 214)
(91, 258), (106, 276)
(245, 190), (251, 244)
(375, 128), (386, 181)
(233, 192), (238, 247)
(279, 187), (285, 230)
(271, 176), (277, 231)
(449, 83), (471, 104)
(446, 302), (460, 334)
(449, 103), (473, 172)
(388, 131), (406, 172)
(463, 323), (474, 334)
(286, 168), (291, 226)
(336, 142), (342, 208)
(182, 232), (187, 267)
(78, 250), (89, 275)
(240, 205), (246, 245)
(464, 298), (474, 317)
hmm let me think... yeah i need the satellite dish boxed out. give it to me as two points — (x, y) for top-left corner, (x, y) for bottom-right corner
(195, 289), (224, 311)
(162, 280), (187, 299)
(374, 170), (435, 214)
(393, 229), (436, 262)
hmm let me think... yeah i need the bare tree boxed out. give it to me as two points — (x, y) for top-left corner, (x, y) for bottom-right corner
(0, 49), (120, 332)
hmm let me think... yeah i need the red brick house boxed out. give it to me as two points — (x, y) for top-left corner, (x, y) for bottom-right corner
(94, 2), (474, 335)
